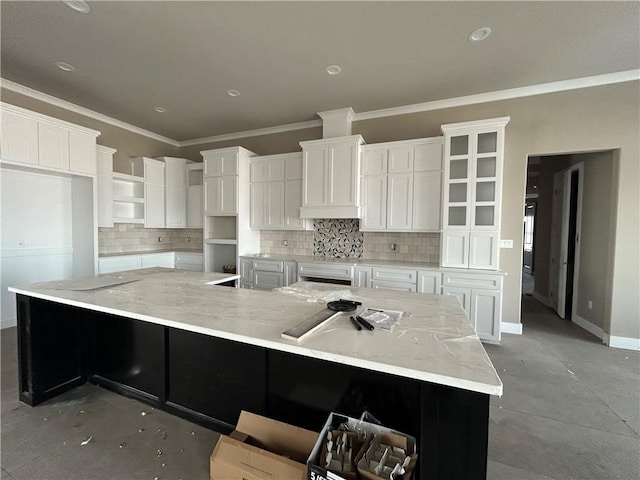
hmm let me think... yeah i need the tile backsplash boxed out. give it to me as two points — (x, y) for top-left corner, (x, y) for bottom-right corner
(98, 224), (203, 255)
(259, 220), (440, 263)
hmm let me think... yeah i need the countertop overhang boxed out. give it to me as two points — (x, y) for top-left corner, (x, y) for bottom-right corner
(9, 268), (502, 396)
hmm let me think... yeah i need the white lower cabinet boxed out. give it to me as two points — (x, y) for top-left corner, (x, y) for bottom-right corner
(141, 252), (175, 269)
(254, 271), (284, 290)
(175, 252), (203, 271)
(442, 271), (502, 343)
(417, 270), (442, 294)
(371, 280), (416, 293)
(370, 267), (417, 293)
(284, 261), (298, 285)
(468, 232), (499, 270)
(354, 266), (372, 288)
(98, 252), (178, 274)
(239, 257), (254, 289)
(240, 257), (297, 290)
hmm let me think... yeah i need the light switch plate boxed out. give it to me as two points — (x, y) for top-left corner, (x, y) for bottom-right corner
(499, 239), (514, 248)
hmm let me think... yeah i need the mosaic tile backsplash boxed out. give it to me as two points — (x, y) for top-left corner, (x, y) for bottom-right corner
(313, 219), (363, 258)
(259, 221), (441, 263)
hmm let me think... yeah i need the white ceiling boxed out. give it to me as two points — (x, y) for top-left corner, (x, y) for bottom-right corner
(2, 1), (638, 141)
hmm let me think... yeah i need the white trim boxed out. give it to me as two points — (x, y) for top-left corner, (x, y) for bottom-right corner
(1, 318), (16, 330)
(180, 119), (322, 147)
(532, 291), (551, 307)
(1, 78), (179, 147)
(572, 313), (604, 340)
(604, 334), (640, 351)
(0, 247), (74, 258)
(352, 70), (640, 122)
(500, 322), (523, 335)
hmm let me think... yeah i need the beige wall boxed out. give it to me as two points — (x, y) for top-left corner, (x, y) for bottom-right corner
(1, 89), (180, 173)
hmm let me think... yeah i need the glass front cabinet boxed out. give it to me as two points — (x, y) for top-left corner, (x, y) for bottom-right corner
(441, 117), (509, 270)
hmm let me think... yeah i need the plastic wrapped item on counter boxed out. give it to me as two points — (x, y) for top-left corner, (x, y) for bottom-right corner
(275, 283), (356, 304)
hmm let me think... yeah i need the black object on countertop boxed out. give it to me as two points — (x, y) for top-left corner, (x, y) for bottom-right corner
(349, 316), (362, 331)
(327, 300), (358, 312)
(356, 315), (375, 331)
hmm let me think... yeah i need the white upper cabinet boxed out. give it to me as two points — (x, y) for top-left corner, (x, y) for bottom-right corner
(157, 157), (191, 228)
(0, 103), (99, 175)
(360, 137), (443, 232)
(441, 117), (509, 270)
(96, 145), (116, 228)
(133, 157), (166, 228)
(250, 153), (310, 230)
(300, 135), (364, 218)
(203, 150), (238, 176)
(186, 163), (203, 228)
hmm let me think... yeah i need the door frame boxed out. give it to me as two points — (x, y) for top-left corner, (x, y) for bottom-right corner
(553, 163), (584, 320)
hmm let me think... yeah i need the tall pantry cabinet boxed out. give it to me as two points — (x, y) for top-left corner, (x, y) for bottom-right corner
(440, 117), (509, 270)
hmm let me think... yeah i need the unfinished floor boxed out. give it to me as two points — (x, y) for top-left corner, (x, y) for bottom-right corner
(1, 295), (639, 480)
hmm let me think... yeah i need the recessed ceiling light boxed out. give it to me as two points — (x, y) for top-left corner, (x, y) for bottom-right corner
(55, 61), (76, 72)
(63, 0), (90, 14)
(226, 89), (240, 97)
(154, 106), (167, 113)
(468, 27), (492, 42)
(326, 65), (342, 75)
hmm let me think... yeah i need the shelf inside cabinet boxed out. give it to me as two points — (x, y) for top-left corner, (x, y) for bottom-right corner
(113, 217), (144, 225)
(112, 172), (144, 183)
(113, 195), (144, 203)
(205, 238), (237, 245)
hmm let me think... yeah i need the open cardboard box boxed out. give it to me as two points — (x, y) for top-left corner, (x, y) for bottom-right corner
(210, 410), (318, 480)
(307, 413), (417, 480)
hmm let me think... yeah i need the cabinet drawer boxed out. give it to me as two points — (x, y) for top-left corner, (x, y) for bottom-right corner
(253, 271), (284, 290)
(371, 281), (417, 293)
(253, 260), (284, 273)
(372, 267), (417, 284)
(297, 262), (354, 280)
(98, 256), (142, 274)
(442, 272), (502, 290)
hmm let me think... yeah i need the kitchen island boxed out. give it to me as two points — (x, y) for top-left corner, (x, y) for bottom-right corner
(10, 268), (501, 479)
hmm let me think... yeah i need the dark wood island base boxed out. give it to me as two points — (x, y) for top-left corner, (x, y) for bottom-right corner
(17, 294), (490, 479)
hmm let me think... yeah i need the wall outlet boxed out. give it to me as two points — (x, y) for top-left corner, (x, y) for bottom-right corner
(186, 237), (191, 243)
(390, 243), (397, 251)
(157, 237), (163, 243)
(282, 240), (288, 247)
(588, 300), (593, 310)
(499, 239), (514, 248)
(17, 239), (25, 248)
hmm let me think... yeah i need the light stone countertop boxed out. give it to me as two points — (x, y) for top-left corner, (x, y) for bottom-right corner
(9, 268), (502, 396)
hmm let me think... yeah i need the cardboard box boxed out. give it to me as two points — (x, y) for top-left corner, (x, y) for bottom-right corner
(210, 410), (318, 480)
(307, 413), (417, 480)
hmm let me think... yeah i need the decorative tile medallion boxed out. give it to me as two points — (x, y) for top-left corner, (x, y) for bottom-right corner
(313, 219), (363, 258)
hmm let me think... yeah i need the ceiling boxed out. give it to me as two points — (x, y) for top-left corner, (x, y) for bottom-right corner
(2, 1), (638, 142)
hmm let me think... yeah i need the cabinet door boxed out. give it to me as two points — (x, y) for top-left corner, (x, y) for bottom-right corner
(414, 142), (443, 172)
(442, 231), (469, 268)
(417, 270), (442, 295)
(250, 182), (266, 229)
(328, 142), (358, 206)
(203, 177), (219, 215)
(361, 175), (387, 231)
(284, 261), (297, 286)
(141, 252), (175, 268)
(284, 179), (305, 229)
(303, 146), (327, 206)
(206, 175), (237, 215)
(267, 181), (284, 228)
(166, 185), (187, 228)
(38, 122), (69, 170)
(204, 151), (238, 176)
(97, 174), (114, 228)
(412, 171), (441, 231)
(0, 110), (38, 165)
(443, 286), (471, 315)
(144, 160), (165, 228)
(468, 232), (499, 270)
(371, 281), (417, 293)
(471, 288), (501, 342)
(239, 258), (254, 282)
(69, 131), (96, 175)
(354, 266), (372, 288)
(187, 185), (203, 228)
(98, 256), (142, 274)
(387, 174), (413, 231)
(388, 145), (414, 173)
(362, 148), (387, 175)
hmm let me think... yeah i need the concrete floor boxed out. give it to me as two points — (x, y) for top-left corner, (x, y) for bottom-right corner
(1, 296), (639, 479)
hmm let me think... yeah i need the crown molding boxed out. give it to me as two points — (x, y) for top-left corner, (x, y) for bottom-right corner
(1, 78), (180, 147)
(352, 69), (640, 122)
(179, 119), (322, 147)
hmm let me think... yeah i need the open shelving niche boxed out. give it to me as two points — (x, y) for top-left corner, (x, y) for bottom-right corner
(204, 216), (238, 273)
(112, 172), (144, 224)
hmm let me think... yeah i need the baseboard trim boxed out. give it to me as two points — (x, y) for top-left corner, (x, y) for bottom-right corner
(531, 292), (551, 307)
(604, 334), (640, 351)
(1, 318), (17, 329)
(572, 314), (604, 340)
(500, 322), (523, 335)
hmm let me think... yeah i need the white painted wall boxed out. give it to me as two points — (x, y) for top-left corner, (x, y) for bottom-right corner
(0, 168), (75, 327)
